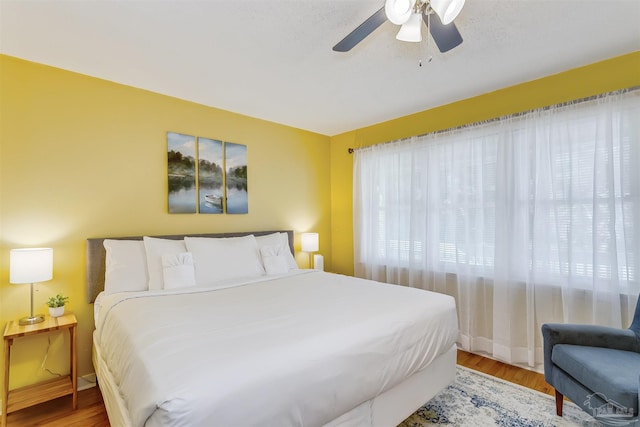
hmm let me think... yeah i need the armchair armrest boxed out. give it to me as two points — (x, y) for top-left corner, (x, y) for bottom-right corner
(542, 323), (640, 383)
(542, 323), (640, 351)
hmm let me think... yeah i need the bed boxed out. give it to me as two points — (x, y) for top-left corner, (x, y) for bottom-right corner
(87, 230), (458, 427)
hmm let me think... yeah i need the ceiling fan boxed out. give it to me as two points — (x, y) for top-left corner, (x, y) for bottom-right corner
(333, 0), (465, 53)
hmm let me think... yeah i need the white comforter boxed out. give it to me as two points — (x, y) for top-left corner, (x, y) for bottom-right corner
(95, 270), (458, 427)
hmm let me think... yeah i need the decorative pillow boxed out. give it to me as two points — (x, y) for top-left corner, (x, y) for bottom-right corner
(103, 239), (148, 294)
(255, 232), (298, 270)
(161, 252), (196, 289)
(260, 245), (290, 275)
(184, 235), (265, 286)
(143, 236), (187, 290)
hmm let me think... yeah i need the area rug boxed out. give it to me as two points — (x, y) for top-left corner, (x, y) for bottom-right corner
(399, 366), (601, 426)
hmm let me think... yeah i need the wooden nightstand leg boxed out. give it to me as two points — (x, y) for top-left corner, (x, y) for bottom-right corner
(69, 325), (77, 410)
(3, 338), (12, 427)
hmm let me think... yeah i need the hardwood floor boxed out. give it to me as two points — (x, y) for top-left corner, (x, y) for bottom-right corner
(4, 350), (553, 426)
(456, 350), (554, 397)
(4, 385), (109, 427)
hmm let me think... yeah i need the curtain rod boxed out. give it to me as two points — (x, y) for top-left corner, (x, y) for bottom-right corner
(347, 86), (640, 154)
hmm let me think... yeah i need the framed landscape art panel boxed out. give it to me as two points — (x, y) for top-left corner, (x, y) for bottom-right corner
(167, 132), (197, 213)
(198, 137), (224, 214)
(224, 142), (248, 214)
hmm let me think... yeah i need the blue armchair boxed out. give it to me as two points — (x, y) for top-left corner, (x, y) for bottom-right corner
(542, 295), (640, 425)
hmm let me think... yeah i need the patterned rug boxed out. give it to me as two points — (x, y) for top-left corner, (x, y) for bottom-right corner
(399, 366), (601, 426)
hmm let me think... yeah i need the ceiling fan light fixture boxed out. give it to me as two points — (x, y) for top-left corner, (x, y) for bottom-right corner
(385, 0), (416, 25)
(395, 13), (423, 42)
(429, 0), (465, 25)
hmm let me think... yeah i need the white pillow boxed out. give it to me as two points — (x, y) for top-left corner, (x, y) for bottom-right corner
(255, 232), (297, 270)
(184, 235), (265, 286)
(260, 245), (290, 275)
(162, 252), (196, 289)
(143, 236), (187, 290)
(103, 239), (148, 294)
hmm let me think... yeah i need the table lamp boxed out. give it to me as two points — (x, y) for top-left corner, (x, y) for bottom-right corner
(10, 247), (53, 325)
(301, 233), (319, 269)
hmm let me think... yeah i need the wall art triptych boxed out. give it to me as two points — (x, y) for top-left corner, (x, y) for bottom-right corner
(167, 132), (248, 214)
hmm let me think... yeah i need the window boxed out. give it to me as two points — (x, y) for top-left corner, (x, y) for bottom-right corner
(354, 91), (639, 292)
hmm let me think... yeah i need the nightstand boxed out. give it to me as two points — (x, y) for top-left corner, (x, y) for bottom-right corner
(2, 314), (77, 427)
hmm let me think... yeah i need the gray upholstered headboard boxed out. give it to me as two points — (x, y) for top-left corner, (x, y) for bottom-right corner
(86, 230), (294, 303)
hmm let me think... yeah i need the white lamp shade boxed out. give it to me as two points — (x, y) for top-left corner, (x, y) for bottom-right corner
(396, 13), (423, 42)
(10, 248), (53, 284)
(385, 0), (416, 25)
(430, 0), (465, 25)
(301, 233), (319, 252)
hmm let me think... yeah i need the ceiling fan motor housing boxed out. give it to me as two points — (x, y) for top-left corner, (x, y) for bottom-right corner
(385, 0), (465, 25)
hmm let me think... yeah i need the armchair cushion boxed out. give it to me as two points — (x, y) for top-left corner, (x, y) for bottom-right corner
(552, 344), (640, 413)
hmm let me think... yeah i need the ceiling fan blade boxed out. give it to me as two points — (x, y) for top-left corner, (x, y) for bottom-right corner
(333, 7), (387, 52)
(423, 12), (463, 53)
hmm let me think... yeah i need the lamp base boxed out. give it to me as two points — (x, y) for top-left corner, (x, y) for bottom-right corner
(19, 314), (45, 326)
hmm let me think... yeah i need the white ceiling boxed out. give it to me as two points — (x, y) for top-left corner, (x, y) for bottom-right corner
(1, 0), (639, 136)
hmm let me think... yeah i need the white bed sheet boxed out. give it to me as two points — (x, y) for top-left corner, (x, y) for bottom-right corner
(95, 270), (458, 427)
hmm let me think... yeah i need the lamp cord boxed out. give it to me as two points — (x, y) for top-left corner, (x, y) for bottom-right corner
(40, 335), (98, 386)
(40, 336), (63, 377)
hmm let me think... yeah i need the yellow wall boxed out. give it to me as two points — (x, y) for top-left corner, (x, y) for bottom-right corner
(0, 55), (331, 389)
(330, 52), (640, 276)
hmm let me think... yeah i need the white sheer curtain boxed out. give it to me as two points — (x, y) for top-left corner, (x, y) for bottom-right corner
(353, 90), (640, 368)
